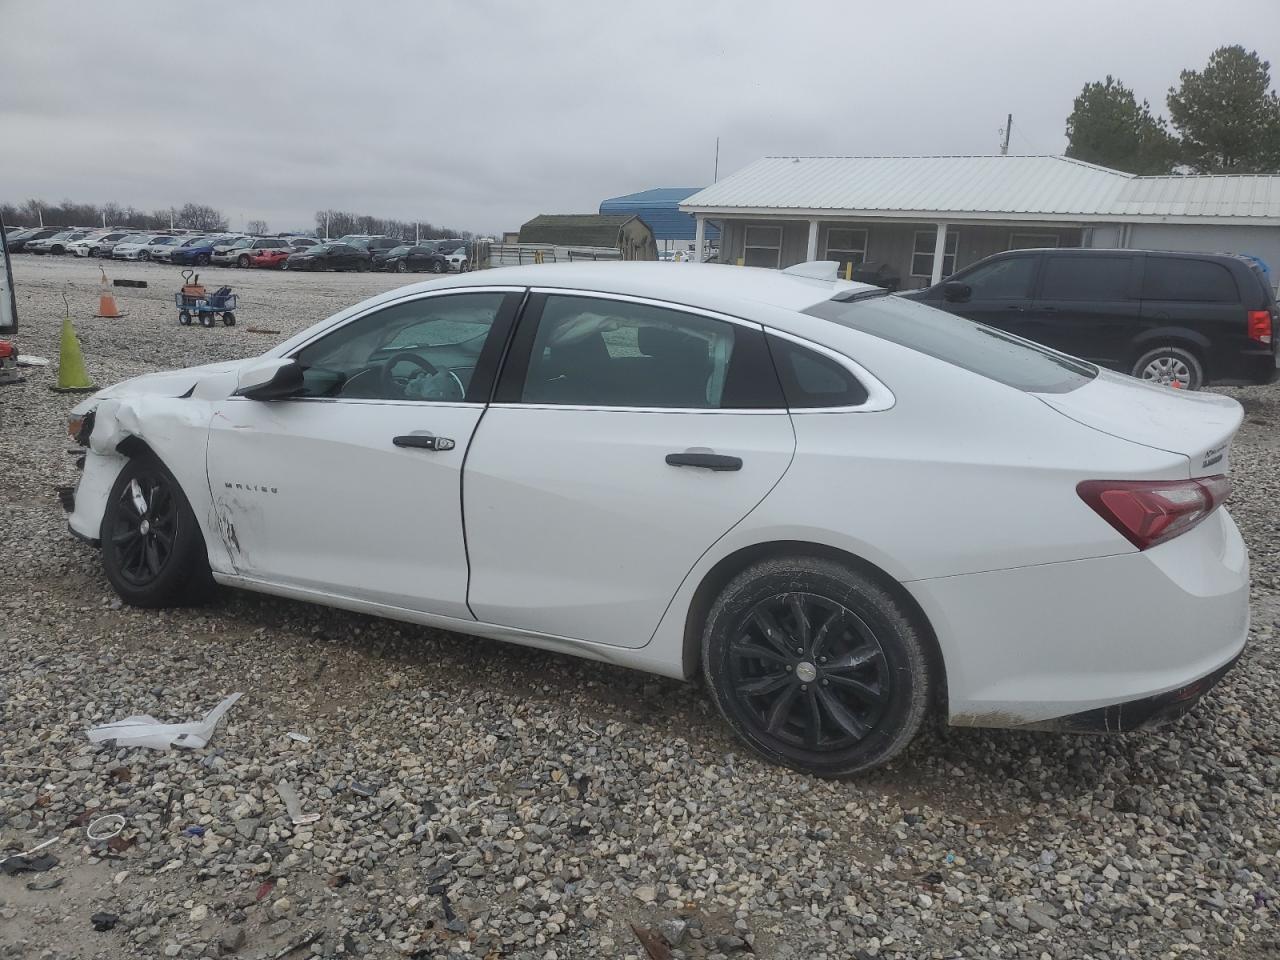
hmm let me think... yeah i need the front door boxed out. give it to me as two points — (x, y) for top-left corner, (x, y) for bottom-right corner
(206, 288), (520, 618)
(934, 253), (1041, 334)
(463, 291), (796, 648)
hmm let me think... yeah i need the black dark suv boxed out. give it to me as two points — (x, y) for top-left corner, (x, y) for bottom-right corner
(904, 248), (1278, 390)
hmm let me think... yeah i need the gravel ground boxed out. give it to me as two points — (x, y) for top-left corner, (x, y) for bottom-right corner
(1, 255), (1278, 960)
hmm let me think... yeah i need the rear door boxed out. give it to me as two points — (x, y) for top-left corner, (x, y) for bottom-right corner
(462, 290), (795, 648)
(1139, 255), (1246, 361)
(1025, 253), (1140, 363)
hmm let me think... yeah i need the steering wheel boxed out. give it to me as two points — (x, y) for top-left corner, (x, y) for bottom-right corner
(380, 351), (466, 401)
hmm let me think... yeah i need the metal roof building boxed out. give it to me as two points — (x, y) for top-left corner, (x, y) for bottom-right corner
(599, 187), (719, 248)
(679, 155), (1280, 288)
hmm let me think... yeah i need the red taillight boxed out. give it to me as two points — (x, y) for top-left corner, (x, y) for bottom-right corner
(1248, 309), (1272, 344)
(1077, 476), (1231, 550)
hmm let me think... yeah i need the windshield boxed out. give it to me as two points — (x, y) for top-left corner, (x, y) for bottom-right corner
(150, 236), (176, 245)
(804, 294), (1097, 394)
(180, 236), (207, 247)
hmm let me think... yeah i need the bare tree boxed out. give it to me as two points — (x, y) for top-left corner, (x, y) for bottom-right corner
(246, 219), (270, 236)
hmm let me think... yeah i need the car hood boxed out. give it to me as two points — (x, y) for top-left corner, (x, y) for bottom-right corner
(1034, 369), (1244, 478)
(70, 358), (256, 415)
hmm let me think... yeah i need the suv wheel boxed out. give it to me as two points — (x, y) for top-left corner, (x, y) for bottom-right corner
(237, 254), (251, 268)
(701, 557), (933, 777)
(1132, 346), (1204, 390)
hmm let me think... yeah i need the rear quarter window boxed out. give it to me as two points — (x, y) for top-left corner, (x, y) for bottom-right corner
(1142, 257), (1240, 303)
(805, 294), (1096, 394)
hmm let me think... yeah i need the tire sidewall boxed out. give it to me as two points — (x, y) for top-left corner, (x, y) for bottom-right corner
(701, 558), (931, 777)
(100, 455), (207, 607)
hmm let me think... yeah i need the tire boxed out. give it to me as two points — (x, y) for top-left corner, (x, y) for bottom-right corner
(281, 261), (289, 271)
(701, 557), (933, 777)
(395, 260), (408, 273)
(89, 248), (99, 258)
(139, 251), (150, 261)
(431, 260), (444, 274)
(237, 254), (250, 268)
(178, 311), (192, 326)
(1131, 345), (1204, 390)
(197, 254), (210, 266)
(101, 455), (213, 607)
(200, 313), (215, 328)
(223, 312), (236, 326)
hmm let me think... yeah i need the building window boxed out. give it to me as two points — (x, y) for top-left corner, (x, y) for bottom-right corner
(1009, 233), (1060, 250)
(911, 229), (958, 279)
(743, 225), (782, 268)
(824, 228), (868, 277)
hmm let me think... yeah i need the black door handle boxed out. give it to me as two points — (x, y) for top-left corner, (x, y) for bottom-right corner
(393, 434), (455, 451)
(665, 453), (742, 472)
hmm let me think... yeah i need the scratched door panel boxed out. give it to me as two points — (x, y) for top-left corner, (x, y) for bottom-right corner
(206, 397), (481, 620)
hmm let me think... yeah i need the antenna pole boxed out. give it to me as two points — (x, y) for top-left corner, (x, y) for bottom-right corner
(714, 137), (720, 182)
(1001, 114), (1012, 155)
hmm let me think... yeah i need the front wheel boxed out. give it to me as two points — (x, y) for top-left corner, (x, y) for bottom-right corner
(139, 251), (150, 261)
(196, 253), (210, 266)
(431, 260), (444, 274)
(101, 456), (213, 607)
(178, 310), (192, 326)
(701, 557), (933, 777)
(222, 312), (236, 326)
(237, 254), (250, 268)
(1132, 346), (1204, 390)
(395, 260), (408, 273)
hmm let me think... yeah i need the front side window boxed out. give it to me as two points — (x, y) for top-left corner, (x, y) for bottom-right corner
(1039, 255), (1133, 301)
(743, 225), (782, 268)
(517, 295), (781, 409)
(292, 293), (507, 402)
(911, 229), (959, 278)
(959, 256), (1037, 300)
(825, 228), (868, 276)
(1142, 257), (1239, 303)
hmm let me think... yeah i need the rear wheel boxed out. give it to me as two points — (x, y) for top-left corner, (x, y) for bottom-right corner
(101, 455), (213, 607)
(1132, 346), (1204, 390)
(701, 557), (933, 777)
(178, 310), (192, 326)
(222, 312), (236, 326)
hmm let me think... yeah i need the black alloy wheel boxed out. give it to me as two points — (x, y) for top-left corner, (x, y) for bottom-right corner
(702, 557), (933, 776)
(108, 472), (178, 588)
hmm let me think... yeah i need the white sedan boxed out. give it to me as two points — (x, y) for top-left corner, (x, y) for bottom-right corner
(63, 262), (1249, 776)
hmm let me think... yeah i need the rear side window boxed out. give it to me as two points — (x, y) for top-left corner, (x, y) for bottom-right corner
(768, 336), (868, 408)
(1039, 256), (1133, 301)
(1142, 257), (1240, 303)
(805, 295), (1096, 394)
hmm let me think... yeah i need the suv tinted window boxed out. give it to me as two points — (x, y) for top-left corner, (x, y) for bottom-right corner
(1040, 255), (1133, 301)
(806, 295), (1096, 394)
(1143, 257), (1240, 303)
(768, 336), (868, 408)
(517, 295), (781, 409)
(958, 256), (1036, 299)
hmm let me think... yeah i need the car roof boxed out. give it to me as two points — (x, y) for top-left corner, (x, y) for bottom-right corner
(993, 247), (1256, 264)
(392, 262), (876, 315)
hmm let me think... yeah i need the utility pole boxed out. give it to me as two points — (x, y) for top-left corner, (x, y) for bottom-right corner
(714, 137), (720, 182)
(415, 222), (420, 243)
(324, 211), (330, 240)
(37, 205), (43, 227)
(1000, 114), (1012, 156)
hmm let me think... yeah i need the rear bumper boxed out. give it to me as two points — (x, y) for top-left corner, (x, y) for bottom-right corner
(910, 507), (1250, 729)
(1212, 349), (1277, 385)
(1021, 654), (1239, 732)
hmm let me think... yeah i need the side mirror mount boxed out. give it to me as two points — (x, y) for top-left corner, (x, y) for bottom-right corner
(233, 358), (305, 401)
(942, 281), (972, 303)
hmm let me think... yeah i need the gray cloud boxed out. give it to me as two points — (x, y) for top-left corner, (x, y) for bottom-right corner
(2, 0), (1276, 234)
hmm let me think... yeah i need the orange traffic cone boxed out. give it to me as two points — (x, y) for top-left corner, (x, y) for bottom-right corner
(94, 267), (123, 318)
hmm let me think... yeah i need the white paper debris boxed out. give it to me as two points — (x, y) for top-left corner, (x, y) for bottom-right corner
(286, 732), (311, 744)
(86, 693), (243, 750)
(275, 781), (320, 826)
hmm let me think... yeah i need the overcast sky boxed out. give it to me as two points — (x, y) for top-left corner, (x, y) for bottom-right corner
(3, 0), (1277, 235)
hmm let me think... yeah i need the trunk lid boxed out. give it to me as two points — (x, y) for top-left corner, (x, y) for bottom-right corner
(1035, 369), (1243, 477)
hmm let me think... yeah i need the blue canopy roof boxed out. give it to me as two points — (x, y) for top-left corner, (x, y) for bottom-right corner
(599, 187), (719, 242)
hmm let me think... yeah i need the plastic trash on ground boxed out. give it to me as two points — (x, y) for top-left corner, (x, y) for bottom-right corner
(86, 693), (243, 750)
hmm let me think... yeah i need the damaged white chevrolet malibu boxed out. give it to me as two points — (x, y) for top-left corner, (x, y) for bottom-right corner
(64, 262), (1250, 776)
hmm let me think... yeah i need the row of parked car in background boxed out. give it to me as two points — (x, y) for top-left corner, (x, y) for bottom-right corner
(3, 225), (473, 274)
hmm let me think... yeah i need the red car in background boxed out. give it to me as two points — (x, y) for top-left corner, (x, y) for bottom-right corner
(249, 249), (290, 269)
